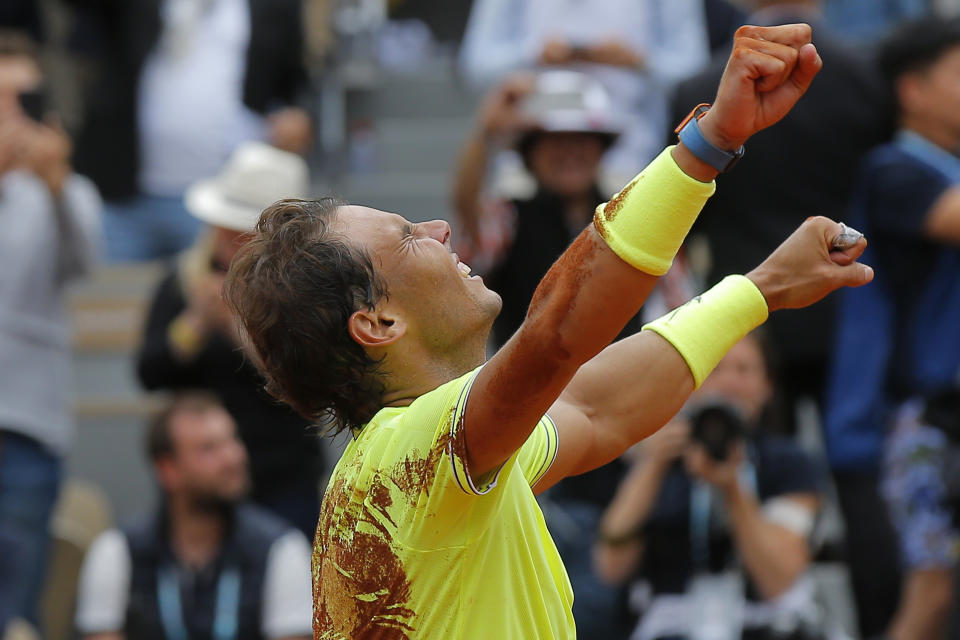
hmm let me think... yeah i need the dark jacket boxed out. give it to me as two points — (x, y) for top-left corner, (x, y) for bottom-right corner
(122, 503), (289, 640)
(66, 0), (307, 200)
(137, 270), (323, 504)
(670, 20), (894, 372)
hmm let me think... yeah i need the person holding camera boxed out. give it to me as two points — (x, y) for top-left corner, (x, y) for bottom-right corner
(594, 331), (824, 640)
(0, 30), (101, 635)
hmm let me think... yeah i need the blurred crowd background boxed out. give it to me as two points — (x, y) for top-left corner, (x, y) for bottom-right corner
(2, 0), (960, 639)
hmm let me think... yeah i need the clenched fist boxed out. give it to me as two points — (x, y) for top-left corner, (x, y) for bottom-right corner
(698, 23), (822, 152)
(746, 216), (874, 312)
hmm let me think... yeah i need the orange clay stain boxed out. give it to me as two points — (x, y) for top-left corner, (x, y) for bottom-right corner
(392, 432), (452, 499)
(482, 228), (599, 424)
(313, 431), (456, 639)
(594, 176), (641, 240)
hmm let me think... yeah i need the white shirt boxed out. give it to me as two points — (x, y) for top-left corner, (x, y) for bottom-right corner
(137, 0), (268, 196)
(460, 0), (710, 176)
(74, 528), (313, 638)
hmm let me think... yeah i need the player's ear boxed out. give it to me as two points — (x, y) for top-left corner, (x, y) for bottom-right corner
(349, 307), (406, 348)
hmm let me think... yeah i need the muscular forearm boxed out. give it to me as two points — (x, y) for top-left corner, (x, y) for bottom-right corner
(467, 146), (716, 476)
(562, 331), (694, 461)
(723, 485), (811, 599)
(451, 130), (491, 241)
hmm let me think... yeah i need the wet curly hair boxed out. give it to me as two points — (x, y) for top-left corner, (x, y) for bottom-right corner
(224, 198), (388, 435)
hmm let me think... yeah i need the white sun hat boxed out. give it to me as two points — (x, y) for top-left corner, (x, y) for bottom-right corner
(521, 70), (625, 140)
(185, 141), (311, 232)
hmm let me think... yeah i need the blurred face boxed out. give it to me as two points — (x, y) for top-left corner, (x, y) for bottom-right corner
(158, 407), (249, 508)
(697, 335), (772, 424)
(526, 132), (605, 198)
(210, 227), (248, 275)
(0, 54), (40, 122)
(901, 46), (960, 140)
(334, 205), (501, 354)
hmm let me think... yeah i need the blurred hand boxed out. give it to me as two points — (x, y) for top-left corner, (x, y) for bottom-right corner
(186, 273), (233, 336)
(582, 41), (644, 69)
(641, 419), (691, 468)
(697, 24), (822, 151)
(539, 39), (575, 66)
(0, 117), (72, 196)
(684, 441), (744, 493)
(268, 107), (313, 155)
(478, 74), (537, 141)
(746, 215), (874, 312)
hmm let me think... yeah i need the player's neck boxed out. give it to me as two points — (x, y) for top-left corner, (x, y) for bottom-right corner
(380, 336), (486, 408)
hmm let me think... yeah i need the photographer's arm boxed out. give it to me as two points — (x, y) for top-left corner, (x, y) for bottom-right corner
(452, 75), (534, 242)
(723, 484), (818, 599)
(592, 455), (674, 585)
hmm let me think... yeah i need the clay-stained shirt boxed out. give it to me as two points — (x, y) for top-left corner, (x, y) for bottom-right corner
(312, 366), (572, 639)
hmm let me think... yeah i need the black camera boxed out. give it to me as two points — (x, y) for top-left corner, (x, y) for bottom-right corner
(689, 401), (746, 462)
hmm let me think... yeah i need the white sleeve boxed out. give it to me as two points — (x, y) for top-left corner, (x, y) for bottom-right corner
(74, 529), (132, 634)
(261, 530), (313, 638)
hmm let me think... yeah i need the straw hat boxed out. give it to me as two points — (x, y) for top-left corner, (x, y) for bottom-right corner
(185, 142), (310, 232)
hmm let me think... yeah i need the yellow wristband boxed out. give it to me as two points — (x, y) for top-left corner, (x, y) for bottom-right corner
(642, 275), (769, 387)
(594, 146), (716, 276)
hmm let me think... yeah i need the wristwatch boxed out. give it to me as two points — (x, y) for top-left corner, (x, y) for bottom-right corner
(674, 103), (745, 173)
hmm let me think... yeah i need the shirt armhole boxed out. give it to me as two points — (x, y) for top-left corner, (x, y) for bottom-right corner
(518, 415), (560, 488)
(447, 367), (511, 496)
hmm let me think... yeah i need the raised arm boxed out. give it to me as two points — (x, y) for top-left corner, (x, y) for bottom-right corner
(463, 24), (828, 479)
(452, 75), (534, 242)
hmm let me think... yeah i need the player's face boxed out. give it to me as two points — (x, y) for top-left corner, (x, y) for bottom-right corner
(334, 205), (502, 351)
(698, 335), (772, 424)
(527, 132), (605, 199)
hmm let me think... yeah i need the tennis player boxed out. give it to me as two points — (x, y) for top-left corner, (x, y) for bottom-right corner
(225, 23), (873, 639)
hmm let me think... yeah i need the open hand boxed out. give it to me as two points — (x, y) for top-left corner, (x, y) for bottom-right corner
(698, 24), (822, 151)
(746, 216), (874, 312)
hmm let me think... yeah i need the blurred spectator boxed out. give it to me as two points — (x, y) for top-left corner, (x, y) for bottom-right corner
(822, 0), (929, 42)
(64, 0), (313, 262)
(136, 141), (325, 539)
(594, 332), (826, 640)
(74, 392), (313, 640)
(703, 0), (746, 54)
(670, 0), (894, 433)
(0, 29), (101, 634)
(460, 0), (710, 181)
(453, 71), (630, 346)
(824, 16), (960, 639)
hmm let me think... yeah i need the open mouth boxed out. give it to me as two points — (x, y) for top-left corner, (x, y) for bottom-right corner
(452, 252), (475, 279)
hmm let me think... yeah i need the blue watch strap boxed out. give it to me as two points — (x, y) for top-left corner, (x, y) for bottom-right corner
(677, 112), (745, 173)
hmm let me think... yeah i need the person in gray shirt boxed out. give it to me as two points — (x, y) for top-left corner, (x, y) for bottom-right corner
(0, 30), (101, 634)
